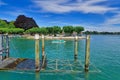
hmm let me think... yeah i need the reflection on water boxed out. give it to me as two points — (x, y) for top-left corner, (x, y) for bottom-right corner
(36, 72), (40, 80)
(85, 72), (89, 80)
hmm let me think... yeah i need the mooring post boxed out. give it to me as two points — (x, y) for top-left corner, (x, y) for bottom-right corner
(0, 34), (2, 61)
(42, 35), (45, 59)
(35, 34), (40, 72)
(74, 36), (78, 61)
(6, 34), (9, 58)
(85, 35), (90, 72)
(42, 35), (46, 69)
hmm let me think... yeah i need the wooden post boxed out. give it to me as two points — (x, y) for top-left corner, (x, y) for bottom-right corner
(85, 35), (90, 72)
(0, 34), (2, 61)
(42, 35), (45, 59)
(35, 34), (40, 72)
(41, 35), (46, 69)
(74, 36), (78, 61)
(6, 34), (9, 58)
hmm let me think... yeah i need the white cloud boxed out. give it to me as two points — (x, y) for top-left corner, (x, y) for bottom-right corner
(104, 12), (120, 26)
(85, 26), (120, 32)
(0, 0), (7, 6)
(86, 12), (120, 32)
(32, 0), (118, 14)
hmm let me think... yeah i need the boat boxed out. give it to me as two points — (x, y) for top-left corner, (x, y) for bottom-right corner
(52, 40), (66, 43)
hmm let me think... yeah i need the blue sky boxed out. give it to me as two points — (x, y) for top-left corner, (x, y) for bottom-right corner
(0, 0), (120, 32)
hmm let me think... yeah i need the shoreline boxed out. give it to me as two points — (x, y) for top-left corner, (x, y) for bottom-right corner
(21, 35), (86, 40)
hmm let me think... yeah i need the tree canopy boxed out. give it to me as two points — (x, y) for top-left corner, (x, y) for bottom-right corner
(73, 26), (84, 34)
(25, 27), (48, 34)
(63, 26), (74, 34)
(63, 26), (84, 34)
(0, 19), (84, 35)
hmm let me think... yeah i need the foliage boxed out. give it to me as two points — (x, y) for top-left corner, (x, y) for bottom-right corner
(40, 27), (48, 34)
(73, 26), (84, 34)
(0, 19), (8, 28)
(0, 28), (24, 34)
(25, 27), (48, 34)
(0, 19), (85, 35)
(53, 26), (61, 34)
(63, 26), (74, 34)
(84, 31), (120, 35)
(46, 27), (54, 34)
(8, 21), (16, 28)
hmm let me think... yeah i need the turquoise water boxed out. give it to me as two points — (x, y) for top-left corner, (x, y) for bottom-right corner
(0, 35), (120, 80)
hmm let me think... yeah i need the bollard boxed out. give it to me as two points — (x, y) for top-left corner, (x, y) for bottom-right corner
(74, 36), (78, 61)
(85, 35), (90, 72)
(35, 34), (40, 72)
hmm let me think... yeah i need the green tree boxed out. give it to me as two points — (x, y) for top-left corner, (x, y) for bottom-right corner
(0, 19), (8, 28)
(40, 27), (48, 34)
(53, 26), (61, 36)
(63, 26), (74, 34)
(46, 27), (54, 34)
(25, 28), (40, 34)
(74, 26), (84, 34)
(25, 27), (48, 34)
(8, 21), (15, 28)
(0, 28), (24, 34)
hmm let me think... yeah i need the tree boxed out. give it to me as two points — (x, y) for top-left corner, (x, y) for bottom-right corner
(0, 19), (8, 28)
(25, 28), (41, 34)
(0, 28), (24, 34)
(46, 27), (54, 34)
(63, 26), (74, 34)
(25, 27), (48, 34)
(40, 27), (48, 35)
(53, 26), (61, 36)
(8, 21), (16, 28)
(74, 26), (84, 34)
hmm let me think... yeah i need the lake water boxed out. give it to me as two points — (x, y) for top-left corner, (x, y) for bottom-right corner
(0, 35), (120, 80)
